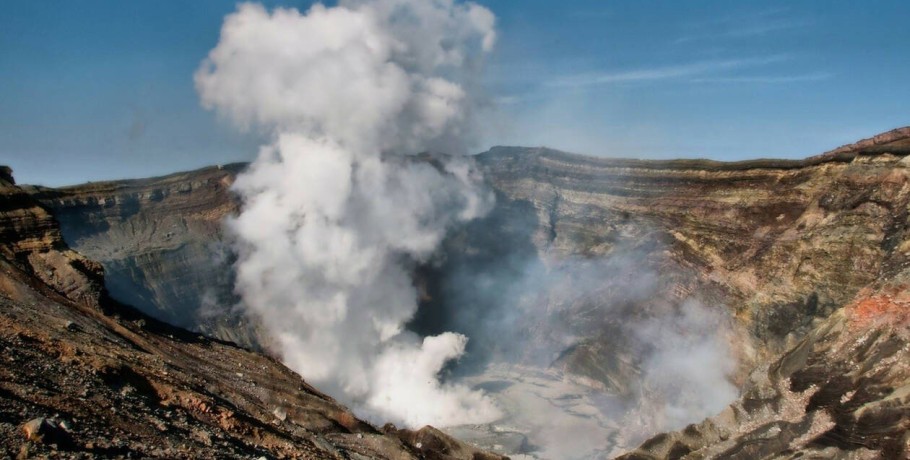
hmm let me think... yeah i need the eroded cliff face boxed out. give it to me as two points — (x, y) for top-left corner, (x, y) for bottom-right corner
(25, 164), (256, 347)
(0, 168), (506, 460)
(1, 169), (104, 307)
(476, 128), (910, 374)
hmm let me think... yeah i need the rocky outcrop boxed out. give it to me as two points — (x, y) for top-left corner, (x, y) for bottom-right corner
(0, 168), (506, 459)
(0, 167), (104, 306)
(0, 166), (14, 185)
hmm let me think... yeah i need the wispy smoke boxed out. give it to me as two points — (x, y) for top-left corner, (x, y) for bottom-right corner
(418, 203), (739, 457)
(631, 299), (738, 434)
(196, 0), (500, 427)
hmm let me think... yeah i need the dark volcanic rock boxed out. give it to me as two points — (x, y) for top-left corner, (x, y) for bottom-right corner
(21, 417), (73, 448)
(0, 166), (14, 185)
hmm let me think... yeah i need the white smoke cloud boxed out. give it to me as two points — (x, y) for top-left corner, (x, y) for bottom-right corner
(196, 0), (500, 427)
(196, 1), (494, 155)
(421, 219), (740, 456)
(632, 299), (738, 433)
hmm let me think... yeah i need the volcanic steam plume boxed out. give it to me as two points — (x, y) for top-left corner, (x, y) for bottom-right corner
(195, 0), (500, 427)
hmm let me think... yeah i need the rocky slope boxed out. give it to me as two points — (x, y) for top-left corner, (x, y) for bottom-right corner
(617, 285), (910, 459)
(0, 167), (105, 308)
(0, 169), (505, 459)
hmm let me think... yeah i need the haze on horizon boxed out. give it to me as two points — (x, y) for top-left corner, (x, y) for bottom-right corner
(1, 0), (909, 186)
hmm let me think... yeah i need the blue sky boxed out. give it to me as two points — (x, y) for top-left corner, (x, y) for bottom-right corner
(2, 1), (909, 186)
